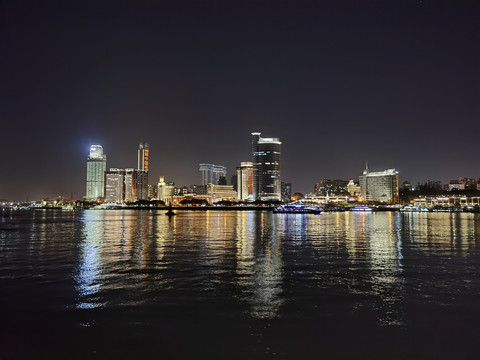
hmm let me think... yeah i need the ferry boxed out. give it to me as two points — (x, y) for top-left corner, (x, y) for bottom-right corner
(351, 205), (373, 212)
(273, 201), (322, 214)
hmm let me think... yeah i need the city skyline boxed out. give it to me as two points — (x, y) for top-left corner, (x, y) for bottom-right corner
(1, 134), (480, 202)
(1, 1), (479, 201)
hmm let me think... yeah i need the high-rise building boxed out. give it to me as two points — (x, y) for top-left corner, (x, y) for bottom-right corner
(135, 170), (149, 200)
(136, 142), (149, 201)
(124, 168), (137, 202)
(104, 168), (124, 203)
(85, 145), (107, 201)
(236, 162), (253, 200)
(199, 164), (227, 186)
(138, 142), (149, 171)
(252, 132), (281, 201)
(359, 165), (399, 203)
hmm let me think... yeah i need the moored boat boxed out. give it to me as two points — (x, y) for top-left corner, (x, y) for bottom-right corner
(351, 205), (373, 212)
(273, 201), (322, 214)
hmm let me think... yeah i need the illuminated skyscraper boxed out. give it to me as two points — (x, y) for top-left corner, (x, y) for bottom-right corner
(136, 170), (149, 200)
(199, 164), (227, 186)
(104, 168), (124, 203)
(236, 162), (253, 200)
(136, 142), (149, 200)
(138, 142), (149, 171)
(124, 168), (136, 202)
(252, 132), (281, 201)
(85, 145), (107, 201)
(359, 165), (399, 203)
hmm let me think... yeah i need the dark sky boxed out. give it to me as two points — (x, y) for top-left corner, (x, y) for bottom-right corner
(1, 0), (479, 201)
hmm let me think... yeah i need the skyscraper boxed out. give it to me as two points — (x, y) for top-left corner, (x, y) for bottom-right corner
(138, 142), (149, 171)
(199, 164), (227, 186)
(358, 165), (399, 203)
(136, 170), (149, 200)
(124, 168), (137, 202)
(252, 132), (281, 201)
(104, 168), (124, 203)
(136, 142), (149, 201)
(85, 145), (107, 201)
(236, 162), (253, 200)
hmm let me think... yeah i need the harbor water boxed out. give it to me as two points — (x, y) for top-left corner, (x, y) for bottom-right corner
(1, 210), (479, 359)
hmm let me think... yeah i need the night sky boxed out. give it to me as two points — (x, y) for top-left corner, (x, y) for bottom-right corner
(2, 0), (479, 201)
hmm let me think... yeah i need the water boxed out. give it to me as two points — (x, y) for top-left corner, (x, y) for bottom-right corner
(1, 210), (479, 359)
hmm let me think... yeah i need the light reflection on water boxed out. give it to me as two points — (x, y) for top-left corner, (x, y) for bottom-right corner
(66, 211), (480, 320)
(2, 209), (480, 357)
(75, 211), (104, 309)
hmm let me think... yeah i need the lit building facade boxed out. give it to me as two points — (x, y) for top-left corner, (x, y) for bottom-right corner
(104, 168), (124, 203)
(359, 165), (399, 203)
(86, 145), (107, 201)
(124, 168), (137, 202)
(199, 164), (227, 186)
(252, 132), (281, 201)
(236, 162), (253, 200)
(207, 184), (238, 203)
(148, 184), (157, 200)
(138, 142), (149, 171)
(314, 179), (349, 195)
(347, 179), (361, 196)
(157, 176), (175, 204)
(135, 170), (149, 200)
(136, 142), (149, 201)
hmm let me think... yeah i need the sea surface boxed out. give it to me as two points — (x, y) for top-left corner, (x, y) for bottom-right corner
(1, 209), (479, 359)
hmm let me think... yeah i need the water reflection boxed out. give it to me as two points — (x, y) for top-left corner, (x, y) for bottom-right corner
(363, 212), (405, 326)
(75, 210), (105, 309)
(401, 212), (479, 252)
(68, 210), (480, 325)
(239, 212), (284, 319)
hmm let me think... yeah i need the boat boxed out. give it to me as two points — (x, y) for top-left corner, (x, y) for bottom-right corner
(351, 205), (373, 212)
(273, 201), (322, 214)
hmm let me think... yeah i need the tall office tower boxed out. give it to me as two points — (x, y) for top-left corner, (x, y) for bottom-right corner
(104, 168), (124, 203)
(252, 132), (281, 201)
(199, 164), (227, 186)
(86, 145), (107, 201)
(136, 142), (149, 201)
(124, 168), (137, 202)
(236, 162), (253, 200)
(136, 170), (149, 200)
(138, 142), (149, 171)
(359, 165), (399, 203)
